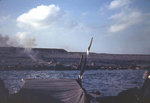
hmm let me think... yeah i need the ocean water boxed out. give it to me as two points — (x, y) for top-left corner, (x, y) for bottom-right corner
(0, 70), (145, 96)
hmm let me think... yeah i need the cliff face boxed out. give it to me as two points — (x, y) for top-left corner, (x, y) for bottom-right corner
(0, 47), (150, 70)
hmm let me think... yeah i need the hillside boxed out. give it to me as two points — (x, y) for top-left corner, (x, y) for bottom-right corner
(0, 47), (150, 70)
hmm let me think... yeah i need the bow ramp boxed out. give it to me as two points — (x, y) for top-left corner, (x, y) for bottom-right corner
(9, 79), (89, 103)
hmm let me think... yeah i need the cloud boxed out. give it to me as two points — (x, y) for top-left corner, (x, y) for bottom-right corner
(109, 11), (144, 32)
(17, 4), (65, 29)
(108, 0), (131, 10)
(15, 4), (94, 51)
(107, 0), (150, 33)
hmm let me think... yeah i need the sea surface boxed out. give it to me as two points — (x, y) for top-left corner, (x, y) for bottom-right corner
(0, 70), (146, 96)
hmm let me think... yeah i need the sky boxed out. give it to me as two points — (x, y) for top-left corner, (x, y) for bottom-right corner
(0, 0), (150, 54)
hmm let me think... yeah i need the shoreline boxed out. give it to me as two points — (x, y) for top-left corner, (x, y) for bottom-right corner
(0, 47), (150, 71)
(0, 66), (149, 71)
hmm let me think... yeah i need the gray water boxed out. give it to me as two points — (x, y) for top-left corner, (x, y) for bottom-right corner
(0, 70), (145, 96)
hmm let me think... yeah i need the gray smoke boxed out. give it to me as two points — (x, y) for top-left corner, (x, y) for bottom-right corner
(0, 34), (13, 47)
(24, 48), (45, 63)
(0, 33), (37, 48)
(0, 34), (50, 64)
(0, 34), (26, 47)
(0, 34), (39, 62)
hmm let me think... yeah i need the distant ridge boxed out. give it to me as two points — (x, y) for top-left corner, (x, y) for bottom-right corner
(1, 47), (149, 56)
(0, 47), (150, 70)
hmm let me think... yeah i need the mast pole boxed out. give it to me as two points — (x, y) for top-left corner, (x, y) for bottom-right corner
(78, 37), (93, 86)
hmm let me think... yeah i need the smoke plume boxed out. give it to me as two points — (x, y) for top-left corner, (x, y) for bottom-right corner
(0, 33), (49, 64)
(0, 33), (39, 62)
(15, 32), (36, 48)
(0, 34), (14, 47)
(0, 33), (36, 48)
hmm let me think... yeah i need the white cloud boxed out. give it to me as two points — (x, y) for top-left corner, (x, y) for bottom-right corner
(109, 11), (144, 32)
(108, 0), (131, 10)
(107, 0), (148, 33)
(17, 4), (65, 29)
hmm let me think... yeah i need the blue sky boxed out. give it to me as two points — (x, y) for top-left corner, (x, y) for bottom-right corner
(0, 0), (150, 54)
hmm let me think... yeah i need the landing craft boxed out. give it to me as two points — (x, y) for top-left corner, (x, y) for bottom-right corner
(7, 37), (150, 103)
(9, 37), (94, 103)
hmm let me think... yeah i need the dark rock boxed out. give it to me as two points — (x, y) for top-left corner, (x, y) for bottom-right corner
(94, 91), (101, 95)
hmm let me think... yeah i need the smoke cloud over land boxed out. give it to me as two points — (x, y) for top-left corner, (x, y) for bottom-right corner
(0, 33), (40, 62)
(0, 33), (36, 48)
(0, 34), (15, 47)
